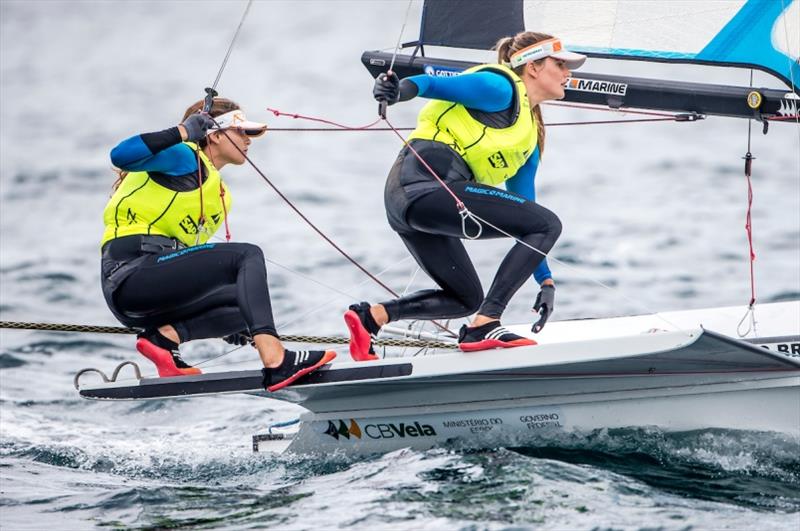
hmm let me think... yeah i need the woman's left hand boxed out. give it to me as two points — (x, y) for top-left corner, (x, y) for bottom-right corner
(532, 284), (555, 333)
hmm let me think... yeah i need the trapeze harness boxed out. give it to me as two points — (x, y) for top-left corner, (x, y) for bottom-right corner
(380, 64), (563, 320)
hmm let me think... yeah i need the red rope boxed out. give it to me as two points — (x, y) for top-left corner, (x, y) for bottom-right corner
(265, 108), (464, 207)
(219, 183), (231, 242)
(267, 108), (382, 130)
(743, 153), (757, 307)
(383, 117), (464, 209)
(195, 148), (206, 230)
(766, 114), (800, 121)
(213, 127), (400, 298)
(263, 117), (679, 132)
(265, 127), (414, 131)
(263, 109), (687, 209)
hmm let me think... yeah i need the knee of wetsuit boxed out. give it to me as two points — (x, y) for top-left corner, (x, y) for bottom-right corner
(548, 212), (563, 242)
(459, 288), (484, 316)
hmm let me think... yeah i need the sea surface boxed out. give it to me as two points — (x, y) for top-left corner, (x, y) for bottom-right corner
(1, 1), (799, 530)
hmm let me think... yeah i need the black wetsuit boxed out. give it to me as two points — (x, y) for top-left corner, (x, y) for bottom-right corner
(102, 236), (278, 341)
(381, 141), (562, 320)
(379, 71), (562, 321)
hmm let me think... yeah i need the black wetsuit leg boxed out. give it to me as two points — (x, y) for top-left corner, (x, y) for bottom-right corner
(382, 231), (484, 321)
(108, 241), (277, 341)
(381, 181), (562, 320)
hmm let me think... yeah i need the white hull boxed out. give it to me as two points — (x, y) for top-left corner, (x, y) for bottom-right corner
(271, 378), (799, 455)
(77, 301), (800, 455)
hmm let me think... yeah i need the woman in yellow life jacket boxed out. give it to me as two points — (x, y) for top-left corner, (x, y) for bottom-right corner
(345, 32), (586, 358)
(101, 97), (335, 391)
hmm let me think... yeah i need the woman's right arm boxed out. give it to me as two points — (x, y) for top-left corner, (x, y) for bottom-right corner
(404, 71), (513, 112)
(110, 126), (198, 175)
(375, 71), (514, 113)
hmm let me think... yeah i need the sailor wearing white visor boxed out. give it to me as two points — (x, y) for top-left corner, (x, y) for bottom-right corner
(101, 97), (334, 390)
(206, 109), (267, 137)
(507, 37), (587, 70)
(346, 31), (587, 358)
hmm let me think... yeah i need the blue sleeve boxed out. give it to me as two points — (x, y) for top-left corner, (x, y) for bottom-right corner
(110, 131), (198, 176)
(407, 71), (513, 112)
(505, 147), (552, 284)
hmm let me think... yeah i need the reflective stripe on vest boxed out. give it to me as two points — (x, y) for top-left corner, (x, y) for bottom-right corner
(100, 142), (231, 248)
(407, 64), (537, 187)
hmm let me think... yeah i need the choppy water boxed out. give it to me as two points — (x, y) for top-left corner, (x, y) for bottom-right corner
(1, 1), (799, 529)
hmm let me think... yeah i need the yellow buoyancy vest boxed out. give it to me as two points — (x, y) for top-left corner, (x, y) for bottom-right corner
(101, 142), (231, 248)
(407, 64), (537, 187)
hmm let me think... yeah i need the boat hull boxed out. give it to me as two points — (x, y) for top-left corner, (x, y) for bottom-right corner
(273, 376), (799, 455)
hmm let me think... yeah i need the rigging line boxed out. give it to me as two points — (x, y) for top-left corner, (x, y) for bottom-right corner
(402, 264), (422, 296)
(263, 117), (682, 132)
(194, 343), (248, 368)
(463, 211), (686, 332)
(265, 256), (363, 301)
(213, 131), (398, 296)
(780, 0), (800, 162)
(274, 255), (416, 331)
(0, 321), (453, 349)
(266, 126), (413, 132)
(737, 69), (759, 337)
(544, 101), (679, 117)
(197, 255), (416, 367)
(781, 0), (799, 98)
(209, 0), (254, 93)
(388, 0), (415, 74)
(211, 126), (457, 338)
(267, 108), (382, 130)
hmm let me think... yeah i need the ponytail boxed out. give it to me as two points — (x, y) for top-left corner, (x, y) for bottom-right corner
(494, 31), (554, 160)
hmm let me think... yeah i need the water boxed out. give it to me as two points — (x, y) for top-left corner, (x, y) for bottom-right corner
(1, 1), (799, 529)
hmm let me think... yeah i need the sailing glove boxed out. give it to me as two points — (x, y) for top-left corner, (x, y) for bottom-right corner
(532, 284), (555, 333)
(223, 332), (253, 346)
(373, 72), (419, 103)
(374, 72), (401, 105)
(181, 113), (215, 143)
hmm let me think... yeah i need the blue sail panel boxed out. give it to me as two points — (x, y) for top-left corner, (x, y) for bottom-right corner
(538, 0), (799, 91)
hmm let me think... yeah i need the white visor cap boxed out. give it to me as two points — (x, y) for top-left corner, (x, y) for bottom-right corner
(207, 109), (267, 137)
(509, 38), (586, 70)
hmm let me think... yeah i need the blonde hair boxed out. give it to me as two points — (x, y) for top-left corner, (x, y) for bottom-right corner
(495, 31), (554, 159)
(111, 97), (242, 192)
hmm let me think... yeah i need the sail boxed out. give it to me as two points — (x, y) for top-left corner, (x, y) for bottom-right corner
(417, 0), (799, 91)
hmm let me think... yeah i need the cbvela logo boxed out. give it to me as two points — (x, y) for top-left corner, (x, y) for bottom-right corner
(566, 77), (628, 96)
(324, 419), (362, 440)
(520, 413), (563, 430)
(324, 419), (437, 440)
(423, 64), (462, 77)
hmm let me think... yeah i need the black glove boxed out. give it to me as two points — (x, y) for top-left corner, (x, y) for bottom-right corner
(181, 112), (215, 143)
(531, 284), (555, 333)
(223, 332), (253, 346)
(373, 72), (401, 105)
